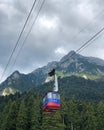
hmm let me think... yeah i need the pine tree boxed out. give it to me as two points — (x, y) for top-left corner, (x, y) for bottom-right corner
(26, 95), (42, 130)
(42, 111), (65, 130)
(0, 100), (12, 130)
(16, 100), (28, 130)
(81, 102), (97, 130)
(60, 94), (68, 129)
(96, 101), (104, 130)
(66, 98), (80, 130)
(1, 100), (18, 130)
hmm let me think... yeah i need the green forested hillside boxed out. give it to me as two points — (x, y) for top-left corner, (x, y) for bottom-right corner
(33, 76), (104, 102)
(0, 92), (104, 130)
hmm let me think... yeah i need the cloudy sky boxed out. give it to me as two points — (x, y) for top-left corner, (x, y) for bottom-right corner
(0, 0), (104, 82)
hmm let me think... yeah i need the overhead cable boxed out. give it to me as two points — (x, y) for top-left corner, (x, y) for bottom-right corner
(0, 0), (37, 82)
(61, 26), (104, 63)
(76, 27), (104, 53)
(69, 8), (104, 45)
(12, 0), (45, 68)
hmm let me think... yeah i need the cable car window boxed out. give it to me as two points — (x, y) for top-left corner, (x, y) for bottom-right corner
(47, 93), (52, 98)
(52, 93), (57, 99)
(43, 98), (45, 102)
(43, 99), (45, 106)
(56, 94), (60, 99)
(43, 97), (46, 102)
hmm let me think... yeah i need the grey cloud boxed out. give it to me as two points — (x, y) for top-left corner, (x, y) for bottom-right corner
(0, 0), (104, 80)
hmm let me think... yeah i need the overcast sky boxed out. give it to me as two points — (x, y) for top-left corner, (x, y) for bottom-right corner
(0, 0), (104, 82)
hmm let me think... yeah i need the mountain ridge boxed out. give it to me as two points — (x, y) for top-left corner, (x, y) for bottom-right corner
(0, 50), (104, 95)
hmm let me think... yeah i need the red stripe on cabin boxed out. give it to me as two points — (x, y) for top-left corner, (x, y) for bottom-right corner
(43, 102), (60, 112)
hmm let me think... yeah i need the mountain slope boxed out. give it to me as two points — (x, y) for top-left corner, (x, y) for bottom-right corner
(0, 51), (104, 94)
(33, 75), (104, 101)
(59, 51), (104, 74)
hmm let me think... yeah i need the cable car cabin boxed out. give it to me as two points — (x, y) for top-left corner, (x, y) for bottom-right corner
(42, 92), (60, 112)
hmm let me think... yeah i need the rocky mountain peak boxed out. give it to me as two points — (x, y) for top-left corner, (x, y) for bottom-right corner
(60, 50), (76, 63)
(11, 70), (20, 79)
(68, 50), (76, 56)
(59, 50), (84, 64)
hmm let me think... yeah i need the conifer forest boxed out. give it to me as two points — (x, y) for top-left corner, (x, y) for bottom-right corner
(0, 91), (104, 130)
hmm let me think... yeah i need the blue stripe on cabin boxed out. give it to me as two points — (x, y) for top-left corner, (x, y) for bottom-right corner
(43, 98), (60, 107)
